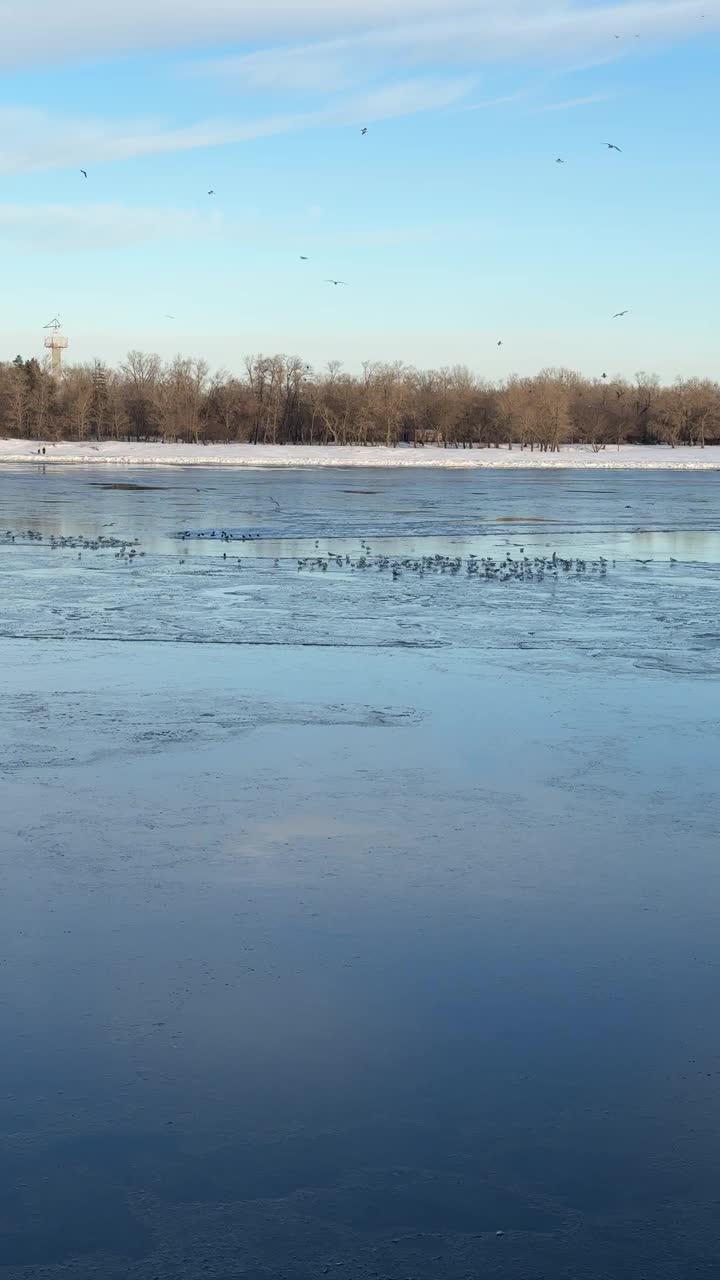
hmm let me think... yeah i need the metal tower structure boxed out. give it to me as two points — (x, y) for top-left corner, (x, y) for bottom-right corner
(43, 316), (68, 376)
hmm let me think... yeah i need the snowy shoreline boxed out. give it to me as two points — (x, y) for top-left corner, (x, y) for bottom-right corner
(2, 440), (720, 470)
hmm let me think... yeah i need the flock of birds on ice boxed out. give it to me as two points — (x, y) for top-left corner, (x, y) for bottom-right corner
(3, 526), (680, 583)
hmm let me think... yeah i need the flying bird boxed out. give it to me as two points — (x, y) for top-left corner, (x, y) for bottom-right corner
(208, 189), (215, 195)
(300, 255), (309, 260)
(361, 127), (368, 135)
(555, 158), (565, 164)
(613, 310), (629, 318)
(80, 169), (88, 178)
(325, 279), (348, 286)
(497, 340), (503, 347)
(605, 142), (622, 151)
(164, 314), (176, 319)
(601, 372), (608, 379)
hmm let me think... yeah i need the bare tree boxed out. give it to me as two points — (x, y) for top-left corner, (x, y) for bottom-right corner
(3, 359), (32, 437)
(61, 365), (96, 440)
(154, 357), (210, 443)
(121, 350), (162, 439)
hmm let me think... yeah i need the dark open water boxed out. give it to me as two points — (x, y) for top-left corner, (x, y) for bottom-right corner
(1, 465), (720, 1279)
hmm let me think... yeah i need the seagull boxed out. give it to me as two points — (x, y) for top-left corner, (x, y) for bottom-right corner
(555, 158), (565, 164)
(361, 127), (368, 135)
(80, 169), (88, 178)
(605, 142), (622, 151)
(613, 310), (629, 318)
(325, 279), (348, 286)
(300, 255), (309, 260)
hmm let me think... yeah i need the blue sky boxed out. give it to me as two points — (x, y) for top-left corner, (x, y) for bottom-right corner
(0, 0), (718, 378)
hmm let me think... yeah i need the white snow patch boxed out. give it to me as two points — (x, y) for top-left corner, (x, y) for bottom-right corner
(2, 440), (720, 470)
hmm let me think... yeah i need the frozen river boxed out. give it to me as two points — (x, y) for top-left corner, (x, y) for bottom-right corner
(1, 465), (720, 1279)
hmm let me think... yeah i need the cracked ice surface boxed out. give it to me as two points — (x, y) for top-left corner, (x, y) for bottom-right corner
(1, 464), (720, 1280)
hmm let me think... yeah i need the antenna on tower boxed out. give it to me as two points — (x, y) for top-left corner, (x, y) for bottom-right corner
(43, 315), (69, 376)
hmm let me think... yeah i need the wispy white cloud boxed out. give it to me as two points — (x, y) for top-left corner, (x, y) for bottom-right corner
(460, 91), (532, 112)
(0, 203), (226, 249)
(533, 91), (618, 111)
(310, 221), (485, 248)
(0, 106), (314, 174)
(0, 0), (712, 70)
(196, 45), (363, 93)
(0, 78), (474, 174)
(334, 0), (712, 64)
(0, 0), (479, 68)
(193, 0), (713, 88)
(327, 77), (476, 125)
(0, 201), (480, 253)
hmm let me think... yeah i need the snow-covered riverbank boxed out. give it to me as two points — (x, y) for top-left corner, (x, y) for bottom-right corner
(2, 439), (720, 469)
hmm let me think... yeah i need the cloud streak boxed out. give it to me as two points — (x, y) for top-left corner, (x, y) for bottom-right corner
(0, 201), (481, 253)
(532, 91), (618, 111)
(0, 78), (474, 174)
(0, 203), (226, 249)
(459, 91), (532, 112)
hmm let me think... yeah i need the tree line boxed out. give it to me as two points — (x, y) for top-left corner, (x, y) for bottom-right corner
(1, 351), (719, 449)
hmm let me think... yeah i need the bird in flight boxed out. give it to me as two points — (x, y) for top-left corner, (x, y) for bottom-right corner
(300, 255), (309, 260)
(326, 279), (348, 286)
(605, 142), (622, 151)
(613, 310), (629, 318)
(164, 314), (176, 319)
(361, 127), (368, 135)
(208, 189), (215, 195)
(497, 340), (503, 347)
(80, 169), (88, 178)
(601, 372), (608, 379)
(555, 158), (565, 164)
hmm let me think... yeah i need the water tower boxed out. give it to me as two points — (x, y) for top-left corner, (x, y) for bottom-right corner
(43, 316), (68, 376)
